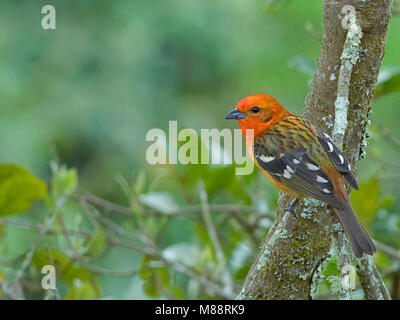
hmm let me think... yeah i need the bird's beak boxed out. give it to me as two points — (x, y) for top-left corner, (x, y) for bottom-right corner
(224, 108), (247, 120)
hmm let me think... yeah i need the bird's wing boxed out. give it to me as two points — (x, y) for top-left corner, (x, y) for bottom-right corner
(254, 147), (344, 209)
(317, 131), (358, 190)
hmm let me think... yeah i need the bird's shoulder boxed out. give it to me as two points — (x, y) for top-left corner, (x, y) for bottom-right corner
(255, 112), (323, 156)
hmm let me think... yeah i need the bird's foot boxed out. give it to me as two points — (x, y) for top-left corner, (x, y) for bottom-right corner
(285, 198), (299, 219)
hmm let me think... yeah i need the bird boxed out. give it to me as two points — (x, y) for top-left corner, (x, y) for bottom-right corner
(225, 93), (376, 258)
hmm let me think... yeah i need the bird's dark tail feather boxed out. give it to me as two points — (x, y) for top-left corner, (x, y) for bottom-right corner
(334, 202), (376, 258)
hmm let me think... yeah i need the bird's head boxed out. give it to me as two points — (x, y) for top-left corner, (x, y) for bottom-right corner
(225, 94), (285, 138)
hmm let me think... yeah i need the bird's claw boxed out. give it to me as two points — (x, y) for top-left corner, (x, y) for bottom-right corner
(285, 198), (299, 219)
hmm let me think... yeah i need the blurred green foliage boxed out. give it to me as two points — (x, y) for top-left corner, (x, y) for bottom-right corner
(0, 0), (400, 300)
(32, 248), (100, 299)
(0, 164), (47, 216)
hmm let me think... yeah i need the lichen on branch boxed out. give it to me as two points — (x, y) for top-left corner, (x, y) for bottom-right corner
(333, 20), (363, 148)
(239, 0), (393, 300)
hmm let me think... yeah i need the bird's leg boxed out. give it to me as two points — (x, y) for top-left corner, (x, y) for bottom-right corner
(285, 198), (299, 218)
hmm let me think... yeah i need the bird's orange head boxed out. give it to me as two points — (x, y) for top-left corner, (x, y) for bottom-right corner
(225, 94), (286, 138)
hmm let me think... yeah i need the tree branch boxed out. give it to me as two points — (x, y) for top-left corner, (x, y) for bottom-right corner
(330, 11), (363, 300)
(238, 0), (393, 300)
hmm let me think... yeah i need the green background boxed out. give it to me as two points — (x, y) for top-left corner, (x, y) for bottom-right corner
(0, 0), (399, 299)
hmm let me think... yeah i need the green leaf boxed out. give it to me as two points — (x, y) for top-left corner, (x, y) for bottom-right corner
(50, 161), (78, 201)
(143, 271), (162, 298)
(139, 256), (183, 298)
(158, 267), (171, 287)
(65, 280), (100, 300)
(85, 226), (107, 257)
(322, 255), (339, 278)
(144, 267), (171, 298)
(0, 163), (47, 216)
(141, 259), (170, 298)
(375, 67), (400, 98)
(320, 254), (340, 292)
(139, 255), (153, 280)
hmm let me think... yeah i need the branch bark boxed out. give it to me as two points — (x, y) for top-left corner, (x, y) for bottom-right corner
(238, 0), (393, 300)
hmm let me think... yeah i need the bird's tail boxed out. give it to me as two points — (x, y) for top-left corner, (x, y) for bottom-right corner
(334, 202), (376, 258)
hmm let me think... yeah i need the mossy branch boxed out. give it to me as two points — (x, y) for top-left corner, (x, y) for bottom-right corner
(238, 0), (393, 300)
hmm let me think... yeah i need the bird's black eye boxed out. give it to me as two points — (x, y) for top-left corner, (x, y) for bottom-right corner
(251, 106), (260, 113)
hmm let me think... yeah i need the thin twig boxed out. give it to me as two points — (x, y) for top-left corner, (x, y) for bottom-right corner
(78, 186), (268, 218)
(78, 187), (132, 215)
(76, 262), (139, 277)
(198, 181), (234, 297)
(374, 240), (400, 261)
(0, 219), (92, 238)
(9, 198), (65, 295)
(106, 234), (231, 298)
(357, 255), (391, 300)
(82, 198), (234, 297)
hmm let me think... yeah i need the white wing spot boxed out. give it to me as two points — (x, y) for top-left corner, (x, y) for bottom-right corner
(324, 133), (331, 140)
(348, 163), (351, 171)
(306, 163), (320, 171)
(259, 155), (275, 163)
(338, 154), (344, 164)
(286, 165), (295, 174)
(316, 176), (329, 183)
(327, 141), (333, 152)
(283, 169), (292, 179)
(322, 188), (331, 194)
(293, 159), (300, 164)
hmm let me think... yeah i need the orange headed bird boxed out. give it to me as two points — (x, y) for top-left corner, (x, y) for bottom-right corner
(225, 94), (375, 258)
